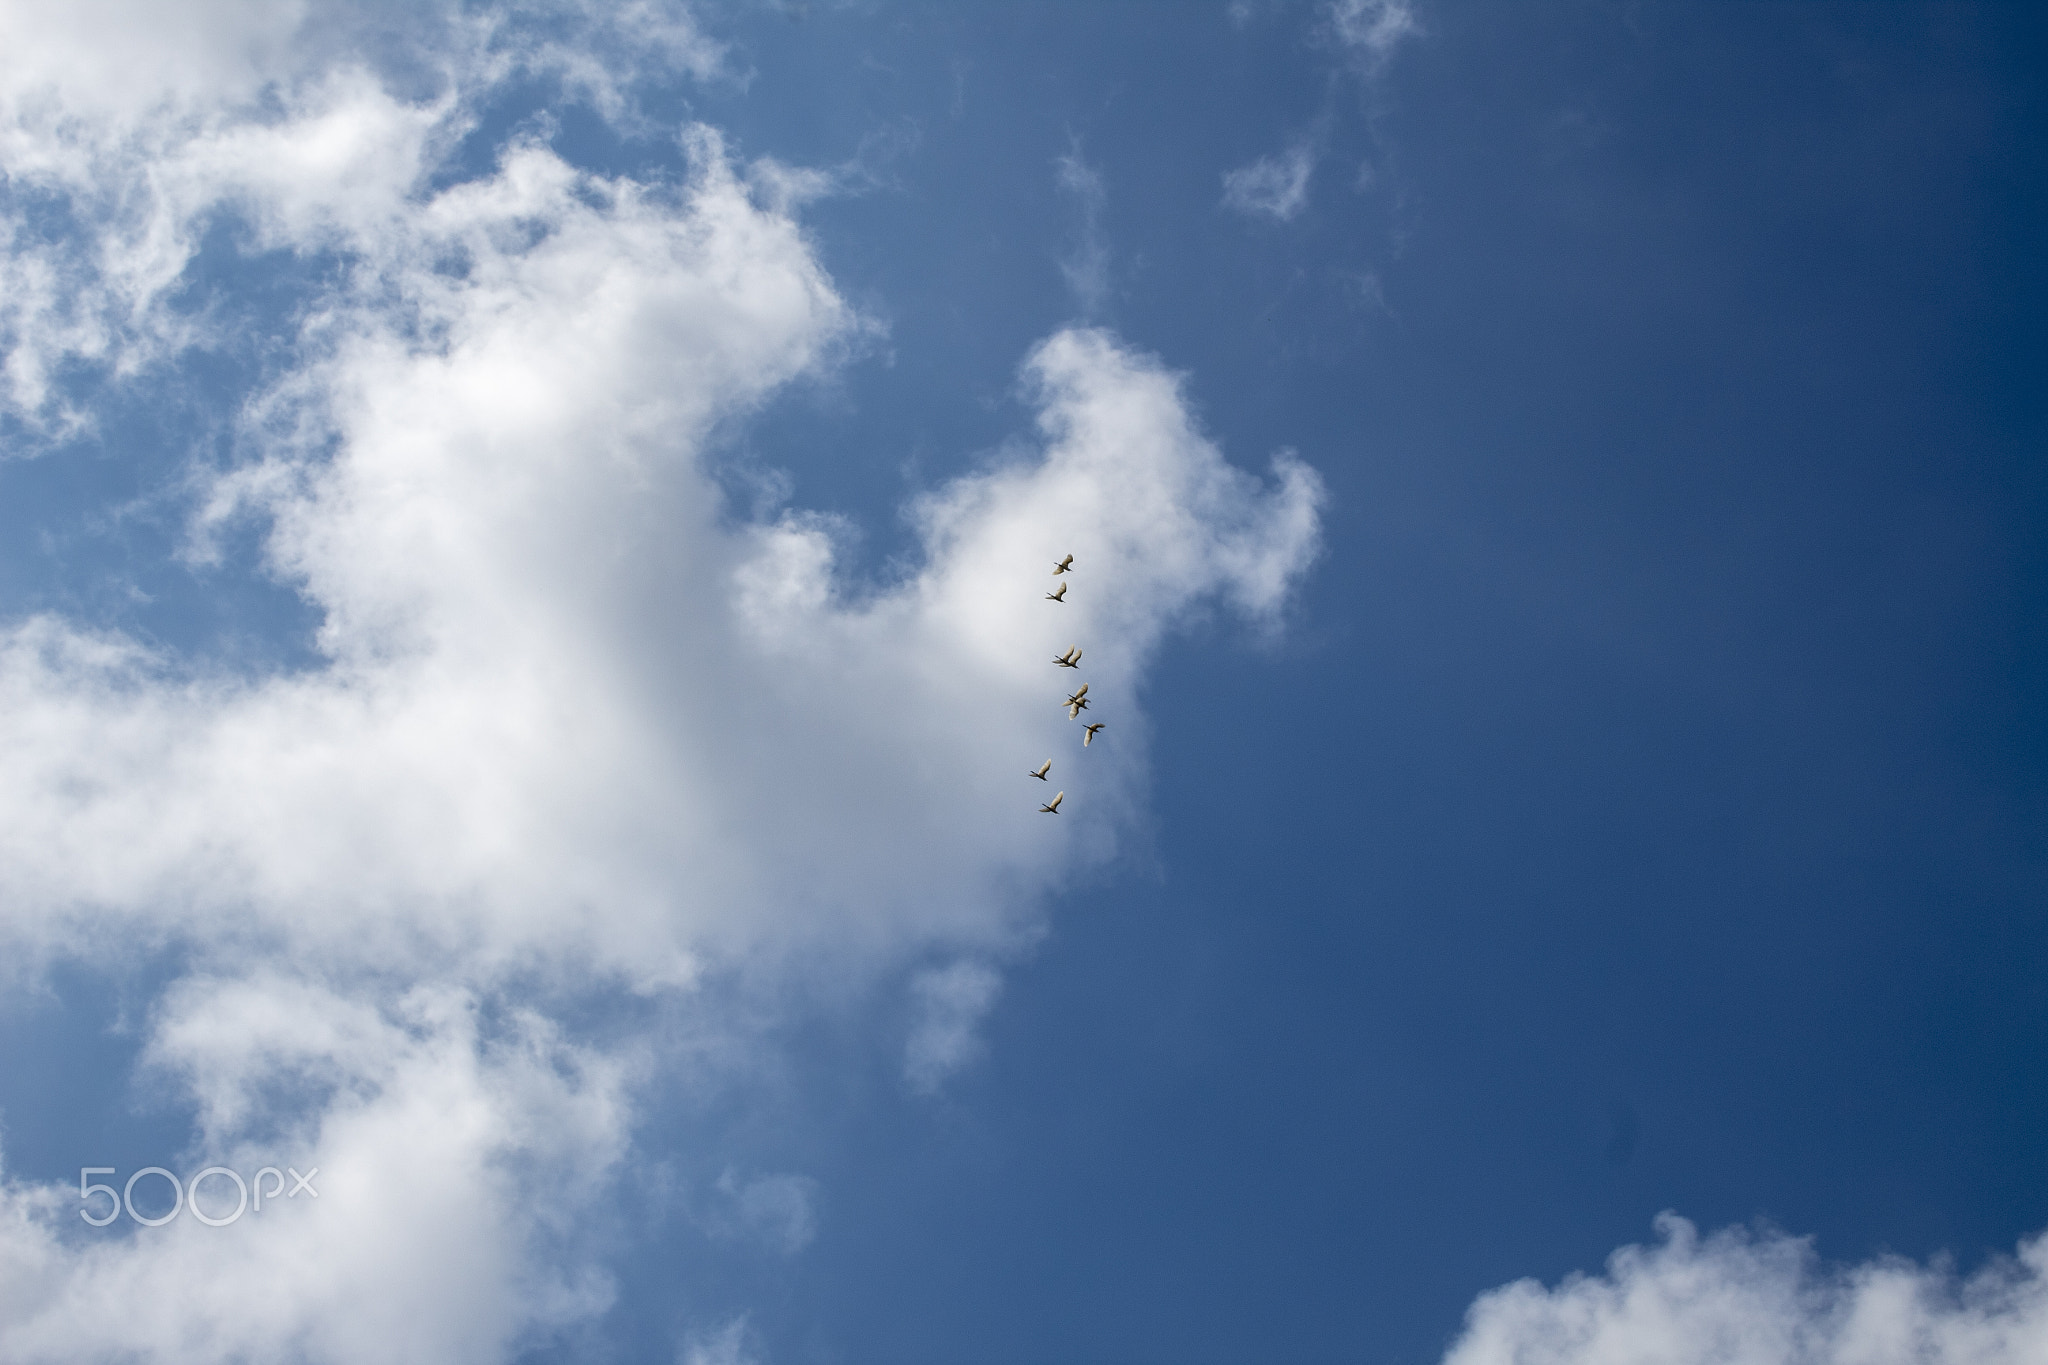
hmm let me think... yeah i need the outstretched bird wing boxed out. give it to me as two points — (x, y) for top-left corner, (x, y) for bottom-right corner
(1031, 760), (1051, 779)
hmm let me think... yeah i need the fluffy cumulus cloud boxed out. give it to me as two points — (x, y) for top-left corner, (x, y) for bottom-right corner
(0, 1), (1324, 1358)
(0, 976), (625, 1365)
(0, 0), (722, 428)
(1445, 1214), (2048, 1365)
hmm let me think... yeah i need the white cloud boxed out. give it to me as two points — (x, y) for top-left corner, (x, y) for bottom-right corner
(0, 0), (726, 431)
(0, 313), (1319, 981)
(1445, 1213), (2048, 1365)
(0, 2), (1328, 1355)
(1223, 140), (1317, 222)
(0, 974), (627, 1365)
(1327, 0), (1419, 68)
(0, 126), (862, 986)
(0, 2), (441, 424)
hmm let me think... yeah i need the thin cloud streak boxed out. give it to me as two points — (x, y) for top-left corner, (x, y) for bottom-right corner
(1056, 142), (1111, 317)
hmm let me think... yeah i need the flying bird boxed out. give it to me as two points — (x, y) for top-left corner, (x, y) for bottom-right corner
(1054, 646), (1082, 668)
(1039, 791), (1064, 814)
(1083, 723), (1105, 746)
(1045, 582), (1067, 602)
(1065, 683), (1089, 706)
(1029, 760), (1051, 780)
(1052, 554), (1074, 574)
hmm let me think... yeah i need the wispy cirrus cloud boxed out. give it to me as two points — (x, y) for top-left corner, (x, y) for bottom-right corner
(1326, 0), (1419, 71)
(1056, 142), (1111, 317)
(1223, 138), (1319, 222)
(1220, 0), (1419, 225)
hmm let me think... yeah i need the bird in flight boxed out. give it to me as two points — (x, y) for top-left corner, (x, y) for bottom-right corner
(1045, 582), (1067, 602)
(1054, 646), (1082, 668)
(1029, 760), (1051, 780)
(1063, 683), (1090, 717)
(1053, 554), (1074, 574)
(1083, 723), (1105, 746)
(1039, 791), (1064, 814)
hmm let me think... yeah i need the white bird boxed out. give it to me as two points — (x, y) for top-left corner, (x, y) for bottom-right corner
(1083, 723), (1104, 746)
(1064, 683), (1089, 711)
(1045, 582), (1067, 602)
(1052, 554), (1074, 574)
(1029, 760), (1051, 780)
(1054, 646), (1082, 668)
(1039, 791), (1064, 814)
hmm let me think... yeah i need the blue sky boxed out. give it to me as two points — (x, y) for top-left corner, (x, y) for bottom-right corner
(0, 3), (2044, 1363)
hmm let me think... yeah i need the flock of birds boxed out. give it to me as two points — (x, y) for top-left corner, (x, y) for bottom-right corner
(1031, 553), (1103, 814)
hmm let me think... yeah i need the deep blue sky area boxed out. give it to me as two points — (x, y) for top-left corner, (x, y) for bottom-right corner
(1, 4), (2045, 1364)
(641, 5), (2048, 1363)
